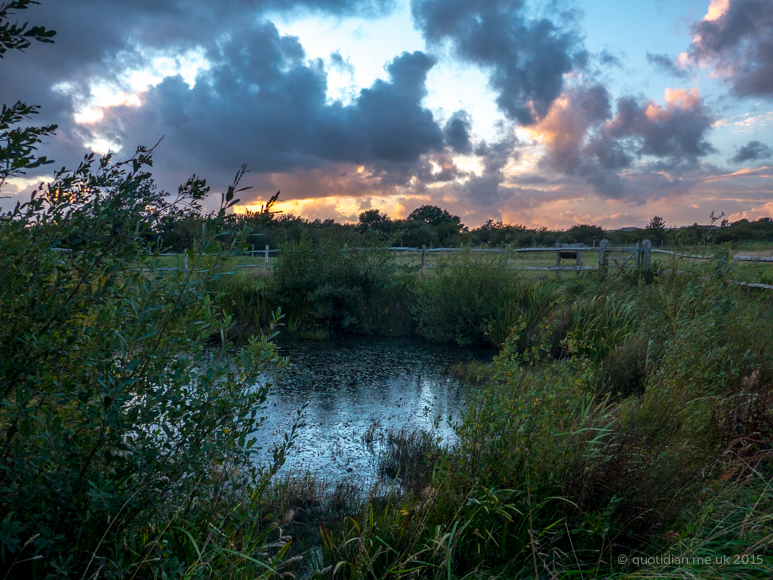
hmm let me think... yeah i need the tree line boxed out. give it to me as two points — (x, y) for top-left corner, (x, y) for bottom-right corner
(156, 197), (773, 252)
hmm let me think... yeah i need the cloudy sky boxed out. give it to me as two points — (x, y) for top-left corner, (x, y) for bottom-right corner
(2, 0), (772, 228)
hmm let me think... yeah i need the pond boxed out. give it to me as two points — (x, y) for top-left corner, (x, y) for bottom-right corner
(254, 337), (493, 483)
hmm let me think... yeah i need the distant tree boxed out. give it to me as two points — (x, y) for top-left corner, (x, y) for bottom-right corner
(646, 216), (666, 232)
(407, 205), (466, 245)
(645, 216), (667, 243)
(563, 224), (605, 246)
(472, 219), (527, 246)
(407, 205), (462, 228)
(359, 208), (389, 228)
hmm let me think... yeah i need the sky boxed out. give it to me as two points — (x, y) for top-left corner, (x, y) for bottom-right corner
(1, 0), (772, 229)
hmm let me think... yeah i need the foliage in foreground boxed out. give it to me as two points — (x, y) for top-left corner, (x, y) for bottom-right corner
(0, 152), (300, 578)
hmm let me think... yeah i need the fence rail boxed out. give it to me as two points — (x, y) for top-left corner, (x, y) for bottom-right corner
(51, 240), (773, 288)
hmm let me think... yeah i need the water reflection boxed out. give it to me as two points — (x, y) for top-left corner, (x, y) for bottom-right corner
(254, 337), (492, 481)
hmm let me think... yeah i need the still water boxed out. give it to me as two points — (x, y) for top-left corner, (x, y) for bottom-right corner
(255, 337), (493, 481)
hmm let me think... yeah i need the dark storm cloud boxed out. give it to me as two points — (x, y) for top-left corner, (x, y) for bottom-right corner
(473, 128), (519, 173)
(539, 84), (612, 173)
(532, 84), (625, 197)
(456, 127), (520, 206)
(443, 111), (473, 155)
(646, 52), (689, 78)
(460, 173), (515, 207)
(604, 90), (716, 170)
(689, 0), (773, 98)
(329, 51), (355, 75)
(730, 140), (773, 164)
(89, 26), (443, 190)
(530, 84), (716, 198)
(0, 0), (402, 175)
(411, 0), (586, 125)
(0, 0), (394, 105)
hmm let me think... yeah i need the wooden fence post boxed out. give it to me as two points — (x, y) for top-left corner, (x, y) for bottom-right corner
(421, 245), (426, 277)
(635, 240), (642, 269)
(555, 242), (561, 277)
(264, 245), (269, 269)
(641, 239), (652, 270)
(576, 250), (582, 276)
(599, 239), (609, 275)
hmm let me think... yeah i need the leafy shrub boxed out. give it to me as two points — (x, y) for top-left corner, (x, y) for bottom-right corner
(0, 152), (298, 578)
(548, 294), (637, 362)
(414, 251), (556, 347)
(269, 240), (416, 335)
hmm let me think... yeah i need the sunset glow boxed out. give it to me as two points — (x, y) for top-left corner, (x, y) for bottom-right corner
(1, 0), (771, 228)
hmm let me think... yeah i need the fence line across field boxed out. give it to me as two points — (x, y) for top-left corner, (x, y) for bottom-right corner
(54, 240), (773, 284)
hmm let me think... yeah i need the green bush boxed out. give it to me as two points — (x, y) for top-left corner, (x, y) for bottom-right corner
(413, 251), (557, 348)
(268, 240), (416, 335)
(0, 152), (299, 578)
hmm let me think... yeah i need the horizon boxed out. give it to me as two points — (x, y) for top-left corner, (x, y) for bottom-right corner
(1, 0), (772, 229)
(243, 201), (769, 231)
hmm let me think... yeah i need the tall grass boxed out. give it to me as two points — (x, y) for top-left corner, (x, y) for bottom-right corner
(207, 270), (274, 333)
(557, 294), (638, 362)
(317, 261), (773, 578)
(413, 251), (561, 348)
(193, 245), (773, 578)
(270, 240), (416, 336)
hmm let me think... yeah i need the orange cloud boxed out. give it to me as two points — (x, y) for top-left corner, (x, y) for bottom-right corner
(704, 0), (731, 22)
(704, 166), (773, 182)
(728, 202), (773, 222)
(645, 88), (702, 120)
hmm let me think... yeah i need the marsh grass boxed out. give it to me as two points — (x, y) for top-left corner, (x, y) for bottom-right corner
(119, 245), (773, 579)
(207, 270), (274, 335)
(314, 260), (773, 578)
(413, 250), (563, 348)
(376, 428), (442, 491)
(562, 294), (638, 362)
(622, 472), (773, 579)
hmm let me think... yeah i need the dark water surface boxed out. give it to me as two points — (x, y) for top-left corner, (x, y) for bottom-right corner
(255, 337), (493, 481)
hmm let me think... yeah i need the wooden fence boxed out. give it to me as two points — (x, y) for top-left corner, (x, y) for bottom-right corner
(237, 239), (773, 274)
(53, 241), (773, 287)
